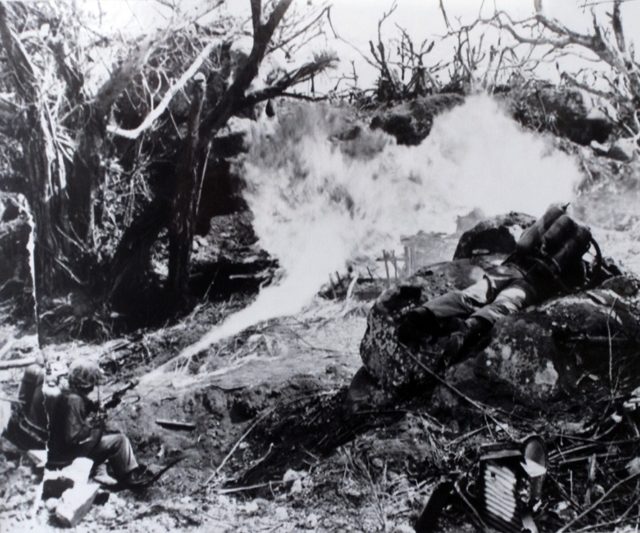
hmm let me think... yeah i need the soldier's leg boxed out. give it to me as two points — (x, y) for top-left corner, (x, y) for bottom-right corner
(471, 279), (537, 325)
(88, 433), (139, 479)
(441, 276), (537, 364)
(398, 278), (494, 344)
(423, 278), (492, 317)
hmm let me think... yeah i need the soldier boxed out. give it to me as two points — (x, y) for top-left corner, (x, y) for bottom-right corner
(47, 358), (152, 488)
(397, 204), (595, 362)
(349, 204), (607, 407)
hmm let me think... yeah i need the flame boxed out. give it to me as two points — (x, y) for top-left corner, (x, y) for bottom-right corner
(160, 94), (583, 371)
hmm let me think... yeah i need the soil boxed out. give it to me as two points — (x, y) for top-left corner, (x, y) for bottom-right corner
(4, 278), (640, 532)
(1, 176), (640, 532)
(2, 298), (419, 532)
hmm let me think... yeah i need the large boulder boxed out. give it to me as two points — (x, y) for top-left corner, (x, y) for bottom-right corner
(370, 94), (464, 145)
(434, 285), (640, 409)
(360, 256), (505, 392)
(359, 213), (640, 408)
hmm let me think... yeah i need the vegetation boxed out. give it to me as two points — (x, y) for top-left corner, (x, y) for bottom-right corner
(0, 0), (335, 332)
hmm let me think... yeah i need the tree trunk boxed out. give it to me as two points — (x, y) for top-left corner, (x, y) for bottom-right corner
(0, 3), (74, 303)
(67, 112), (108, 249)
(167, 78), (206, 304)
(108, 193), (170, 317)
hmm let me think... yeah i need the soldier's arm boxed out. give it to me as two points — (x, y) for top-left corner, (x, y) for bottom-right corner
(64, 395), (102, 447)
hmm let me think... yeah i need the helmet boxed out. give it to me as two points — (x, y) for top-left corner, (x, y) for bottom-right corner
(68, 359), (102, 392)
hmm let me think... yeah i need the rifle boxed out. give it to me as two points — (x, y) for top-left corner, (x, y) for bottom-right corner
(101, 379), (139, 411)
(88, 379), (139, 427)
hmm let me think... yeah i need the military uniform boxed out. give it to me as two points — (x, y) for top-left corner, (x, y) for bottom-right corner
(47, 389), (138, 478)
(47, 359), (142, 484)
(356, 205), (597, 396)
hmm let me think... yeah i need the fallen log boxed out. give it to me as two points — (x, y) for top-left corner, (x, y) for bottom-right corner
(0, 357), (37, 370)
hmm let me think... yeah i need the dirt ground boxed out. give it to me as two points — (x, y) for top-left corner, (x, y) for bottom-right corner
(2, 187), (640, 532)
(1, 297), (438, 532)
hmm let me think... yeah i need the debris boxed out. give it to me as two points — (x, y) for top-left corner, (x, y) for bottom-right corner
(282, 468), (306, 484)
(416, 436), (547, 533)
(0, 357), (37, 370)
(41, 458), (93, 502)
(54, 482), (100, 527)
(478, 436), (547, 533)
(26, 449), (47, 468)
(155, 418), (196, 431)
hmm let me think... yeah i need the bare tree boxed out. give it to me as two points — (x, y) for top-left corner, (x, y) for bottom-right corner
(0, 0), (335, 331)
(482, 0), (640, 128)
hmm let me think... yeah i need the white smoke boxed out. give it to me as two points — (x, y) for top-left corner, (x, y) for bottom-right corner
(165, 94), (583, 367)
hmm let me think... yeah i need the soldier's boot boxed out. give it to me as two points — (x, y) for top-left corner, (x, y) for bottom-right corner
(442, 317), (488, 365)
(91, 462), (117, 487)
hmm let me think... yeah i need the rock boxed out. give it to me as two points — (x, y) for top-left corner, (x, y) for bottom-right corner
(392, 524), (415, 533)
(359, 213), (640, 408)
(54, 482), (100, 527)
(607, 138), (637, 162)
(433, 287), (640, 408)
(45, 498), (59, 512)
(274, 507), (288, 520)
(42, 458), (93, 500)
(360, 258), (495, 392)
(501, 83), (614, 145)
(243, 500), (259, 514)
(305, 513), (319, 528)
(26, 449), (47, 468)
(282, 469), (306, 483)
(349, 414), (448, 477)
(600, 275), (640, 298)
(370, 94), (464, 145)
(453, 212), (535, 260)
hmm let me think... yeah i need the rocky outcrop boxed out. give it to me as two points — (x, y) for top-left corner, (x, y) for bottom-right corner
(359, 213), (640, 408)
(370, 94), (464, 145)
(500, 83), (615, 146)
(359, 256), (505, 392)
(434, 286), (640, 409)
(368, 86), (616, 148)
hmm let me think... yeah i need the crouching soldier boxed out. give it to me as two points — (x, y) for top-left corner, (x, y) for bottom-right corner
(47, 358), (153, 488)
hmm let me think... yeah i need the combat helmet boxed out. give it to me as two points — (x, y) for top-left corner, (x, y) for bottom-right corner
(68, 359), (102, 393)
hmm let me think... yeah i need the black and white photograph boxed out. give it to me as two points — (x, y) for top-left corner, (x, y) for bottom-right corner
(0, 0), (639, 531)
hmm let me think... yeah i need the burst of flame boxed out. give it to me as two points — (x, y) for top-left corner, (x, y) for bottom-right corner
(150, 93), (583, 379)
